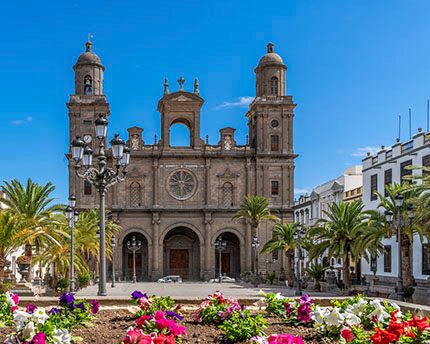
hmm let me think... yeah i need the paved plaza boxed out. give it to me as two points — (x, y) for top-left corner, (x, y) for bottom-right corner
(75, 282), (334, 300)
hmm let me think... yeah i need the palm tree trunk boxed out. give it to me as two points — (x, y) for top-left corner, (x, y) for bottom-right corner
(401, 234), (413, 287)
(285, 249), (295, 287)
(0, 255), (5, 282)
(343, 254), (351, 292)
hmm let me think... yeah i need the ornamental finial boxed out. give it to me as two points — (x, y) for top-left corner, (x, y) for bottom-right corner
(163, 78), (169, 95)
(267, 42), (274, 53)
(177, 76), (185, 91)
(194, 78), (200, 95)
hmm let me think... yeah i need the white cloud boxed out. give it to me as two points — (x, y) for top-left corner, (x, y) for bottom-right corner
(10, 116), (32, 125)
(351, 146), (379, 158)
(294, 188), (309, 195)
(215, 96), (254, 109)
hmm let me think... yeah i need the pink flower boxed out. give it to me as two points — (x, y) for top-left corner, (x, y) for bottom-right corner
(268, 334), (303, 344)
(297, 303), (311, 323)
(10, 293), (19, 305)
(284, 303), (292, 317)
(30, 332), (47, 344)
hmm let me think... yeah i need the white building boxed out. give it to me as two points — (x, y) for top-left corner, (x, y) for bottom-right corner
(361, 129), (430, 298)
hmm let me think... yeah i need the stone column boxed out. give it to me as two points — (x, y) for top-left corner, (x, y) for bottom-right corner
(153, 159), (159, 207)
(205, 158), (211, 206)
(151, 212), (161, 280)
(245, 158), (251, 196)
(245, 222), (252, 272)
(204, 212), (213, 280)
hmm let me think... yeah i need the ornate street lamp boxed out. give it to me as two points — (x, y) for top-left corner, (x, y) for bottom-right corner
(384, 195), (414, 301)
(215, 236), (227, 283)
(111, 236), (116, 288)
(251, 234), (260, 276)
(65, 195), (79, 293)
(127, 236), (141, 283)
(294, 223), (306, 296)
(71, 114), (129, 296)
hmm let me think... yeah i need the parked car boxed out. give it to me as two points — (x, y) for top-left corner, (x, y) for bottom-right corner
(209, 276), (236, 283)
(157, 275), (183, 283)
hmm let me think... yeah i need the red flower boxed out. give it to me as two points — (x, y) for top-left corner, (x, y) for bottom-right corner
(136, 315), (151, 328)
(408, 315), (430, 332)
(340, 328), (355, 343)
(370, 328), (398, 344)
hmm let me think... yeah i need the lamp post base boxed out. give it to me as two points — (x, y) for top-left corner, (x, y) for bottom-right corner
(97, 291), (107, 296)
(294, 290), (302, 296)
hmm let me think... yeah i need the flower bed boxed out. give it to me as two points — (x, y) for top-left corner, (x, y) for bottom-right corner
(1, 290), (430, 343)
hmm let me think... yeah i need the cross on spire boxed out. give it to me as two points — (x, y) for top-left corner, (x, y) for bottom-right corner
(177, 76), (185, 91)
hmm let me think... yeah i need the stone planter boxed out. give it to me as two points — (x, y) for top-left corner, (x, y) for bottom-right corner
(18, 263), (31, 283)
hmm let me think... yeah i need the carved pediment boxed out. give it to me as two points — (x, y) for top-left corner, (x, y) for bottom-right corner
(217, 168), (240, 179)
(171, 95), (193, 102)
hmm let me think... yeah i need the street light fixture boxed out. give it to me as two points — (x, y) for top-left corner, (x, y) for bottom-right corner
(65, 195), (79, 293)
(251, 234), (260, 276)
(215, 236), (227, 283)
(294, 223), (306, 296)
(385, 194), (414, 301)
(111, 236), (116, 288)
(127, 236), (142, 283)
(71, 114), (129, 296)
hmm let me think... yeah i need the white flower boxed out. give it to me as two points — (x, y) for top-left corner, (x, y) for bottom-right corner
(274, 292), (284, 300)
(52, 329), (71, 344)
(325, 307), (345, 327)
(311, 305), (331, 325)
(250, 336), (268, 344)
(346, 297), (368, 317)
(13, 310), (31, 330)
(22, 321), (36, 340)
(32, 308), (49, 325)
(5, 292), (16, 307)
(344, 312), (361, 326)
(368, 299), (390, 323)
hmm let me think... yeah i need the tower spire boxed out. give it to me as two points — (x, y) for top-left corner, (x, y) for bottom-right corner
(267, 42), (274, 53)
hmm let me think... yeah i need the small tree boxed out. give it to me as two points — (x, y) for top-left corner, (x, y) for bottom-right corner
(304, 263), (326, 292)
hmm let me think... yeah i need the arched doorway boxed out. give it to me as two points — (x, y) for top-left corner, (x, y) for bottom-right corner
(122, 232), (149, 281)
(214, 232), (241, 278)
(163, 227), (200, 280)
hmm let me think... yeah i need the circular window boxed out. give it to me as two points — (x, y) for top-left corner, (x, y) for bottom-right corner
(271, 119), (279, 128)
(167, 170), (197, 200)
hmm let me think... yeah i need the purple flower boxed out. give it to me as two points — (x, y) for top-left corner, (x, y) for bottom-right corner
(48, 307), (62, 315)
(131, 290), (145, 300)
(297, 303), (311, 323)
(166, 310), (183, 321)
(76, 302), (86, 310)
(26, 304), (37, 314)
(90, 299), (99, 314)
(59, 292), (75, 306)
(284, 302), (292, 317)
(299, 294), (314, 305)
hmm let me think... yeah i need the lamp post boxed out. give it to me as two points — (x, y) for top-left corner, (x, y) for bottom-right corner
(251, 234), (260, 276)
(111, 236), (116, 288)
(215, 236), (227, 283)
(65, 195), (79, 293)
(384, 194), (414, 301)
(294, 223), (306, 296)
(127, 236), (141, 283)
(71, 114), (130, 296)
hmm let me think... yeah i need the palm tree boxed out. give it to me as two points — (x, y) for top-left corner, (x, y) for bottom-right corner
(0, 210), (25, 281)
(307, 200), (371, 291)
(304, 263), (327, 292)
(261, 222), (297, 286)
(233, 195), (279, 236)
(375, 182), (423, 288)
(0, 179), (64, 257)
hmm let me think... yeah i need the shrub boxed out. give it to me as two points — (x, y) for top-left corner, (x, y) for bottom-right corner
(193, 291), (241, 324)
(56, 278), (69, 292)
(0, 282), (14, 294)
(77, 273), (91, 289)
(218, 309), (267, 341)
(266, 271), (276, 285)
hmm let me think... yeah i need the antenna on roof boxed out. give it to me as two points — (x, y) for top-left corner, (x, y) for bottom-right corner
(427, 99), (429, 132)
(409, 108), (412, 140)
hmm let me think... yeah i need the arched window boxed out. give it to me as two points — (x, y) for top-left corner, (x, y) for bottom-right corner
(84, 75), (93, 95)
(130, 182), (141, 207)
(222, 182), (234, 208)
(270, 77), (279, 95)
(271, 135), (279, 151)
(170, 121), (191, 147)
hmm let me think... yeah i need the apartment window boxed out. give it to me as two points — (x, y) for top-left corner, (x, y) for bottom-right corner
(400, 160), (412, 184)
(384, 245), (392, 272)
(84, 181), (92, 195)
(423, 155), (430, 176)
(384, 169), (392, 196)
(271, 181), (279, 196)
(370, 174), (378, 201)
(370, 256), (377, 273)
(270, 135), (279, 152)
(422, 243), (430, 275)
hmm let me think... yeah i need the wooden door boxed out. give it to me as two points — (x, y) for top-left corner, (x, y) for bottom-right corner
(169, 249), (189, 279)
(221, 252), (231, 276)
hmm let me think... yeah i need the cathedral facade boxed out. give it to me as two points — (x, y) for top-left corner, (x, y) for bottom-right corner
(68, 41), (297, 281)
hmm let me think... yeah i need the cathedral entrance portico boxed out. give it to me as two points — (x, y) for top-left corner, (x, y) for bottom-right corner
(121, 232), (149, 282)
(214, 231), (242, 278)
(163, 226), (201, 280)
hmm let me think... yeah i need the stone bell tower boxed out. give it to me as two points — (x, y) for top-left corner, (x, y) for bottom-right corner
(67, 41), (110, 203)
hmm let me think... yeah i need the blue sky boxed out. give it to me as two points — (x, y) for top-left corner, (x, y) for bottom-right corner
(1, 0), (430, 203)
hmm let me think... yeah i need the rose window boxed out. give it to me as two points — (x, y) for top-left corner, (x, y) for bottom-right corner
(168, 170), (196, 200)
